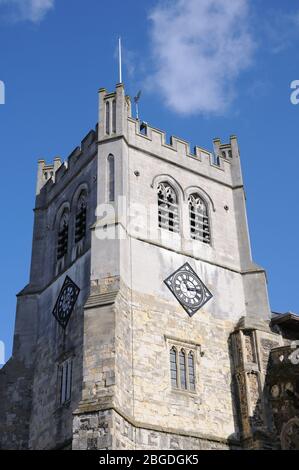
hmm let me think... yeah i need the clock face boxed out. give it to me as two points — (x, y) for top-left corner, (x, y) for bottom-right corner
(164, 263), (213, 317)
(52, 276), (80, 329)
(172, 271), (204, 307)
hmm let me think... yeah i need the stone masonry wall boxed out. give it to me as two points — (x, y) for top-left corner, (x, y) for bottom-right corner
(95, 277), (241, 446)
(72, 409), (236, 450)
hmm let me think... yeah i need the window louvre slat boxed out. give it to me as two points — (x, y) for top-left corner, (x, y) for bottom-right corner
(189, 193), (211, 245)
(157, 182), (180, 233)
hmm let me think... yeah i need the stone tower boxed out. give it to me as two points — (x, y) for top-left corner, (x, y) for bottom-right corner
(0, 83), (298, 450)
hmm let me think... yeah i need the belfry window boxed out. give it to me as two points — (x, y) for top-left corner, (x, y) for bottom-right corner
(157, 182), (179, 233)
(108, 154), (115, 202)
(105, 101), (110, 135)
(75, 192), (87, 243)
(59, 357), (72, 405)
(188, 193), (210, 244)
(169, 345), (196, 392)
(57, 210), (69, 260)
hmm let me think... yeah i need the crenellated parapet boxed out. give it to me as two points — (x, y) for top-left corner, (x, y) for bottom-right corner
(36, 127), (98, 202)
(96, 84), (243, 188)
(126, 117), (242, 188)
(37, 84), (244, 204)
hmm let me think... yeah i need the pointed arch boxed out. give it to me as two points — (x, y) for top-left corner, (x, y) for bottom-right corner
(151, 174), (185, 202)
(71, 182), (89, 209)
(52, 201), (71, 231)
(57, 209), (69, 260)
(185, 186), (215, 212)
(75, 190), (87, 243)
(157, 181), (179, 233)
(188, 193), (211, 244)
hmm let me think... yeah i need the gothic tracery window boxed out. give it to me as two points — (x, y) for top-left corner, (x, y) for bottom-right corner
(169, 345), (196, 392)
(188, 193), (210, 244)
(157, 182), (179, 233)
(75, 191), (87, 243)
(57, 210), (69, 260)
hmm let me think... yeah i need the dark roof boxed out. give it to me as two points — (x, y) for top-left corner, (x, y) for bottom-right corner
(271, 312), (299, 332)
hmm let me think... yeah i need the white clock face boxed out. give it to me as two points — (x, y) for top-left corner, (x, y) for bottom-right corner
(173, 271), (204, 307)
(164, 262), (213, 317)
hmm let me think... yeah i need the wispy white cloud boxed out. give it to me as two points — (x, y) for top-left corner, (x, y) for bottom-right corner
(261, 8), (299, 54)
(0, 0), (54, 23)
(148, 0), (255, 115)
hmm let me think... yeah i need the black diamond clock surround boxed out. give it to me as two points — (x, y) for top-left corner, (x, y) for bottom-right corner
(164, 262), (213, 317)
(52, 276), (80, 329)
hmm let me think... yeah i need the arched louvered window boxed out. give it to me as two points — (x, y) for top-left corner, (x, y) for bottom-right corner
(188, 352), (195, 391)
(105, 101), (110, 135)
(179, 350), (187, 390)
(75, 191), (87, 243)
(108, 154), (115, 202)
(157, 182), (179, 233)
(57, 210), (69, 260)
(170, 347), (178, 388)
(112, 99), (116, 133)
(188, 193), (210, 244)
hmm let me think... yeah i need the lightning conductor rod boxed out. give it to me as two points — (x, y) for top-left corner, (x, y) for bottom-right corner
(118, 36), (122, 84)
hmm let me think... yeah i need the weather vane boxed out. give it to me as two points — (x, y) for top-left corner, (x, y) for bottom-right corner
(134, 90), (142, 120)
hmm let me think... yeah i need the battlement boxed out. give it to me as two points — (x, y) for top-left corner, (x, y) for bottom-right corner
(96, 84), (243, 187)
(36, 84), (244, 204)
(126, 117), (242, 187)
(36, 127), (97, 198)
(129, 116), (236, 160)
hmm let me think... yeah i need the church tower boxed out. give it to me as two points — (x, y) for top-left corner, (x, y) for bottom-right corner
(0, 83), (297, 450)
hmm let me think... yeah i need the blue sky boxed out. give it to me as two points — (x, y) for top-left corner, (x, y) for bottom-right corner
(0, 0), (299, 363)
